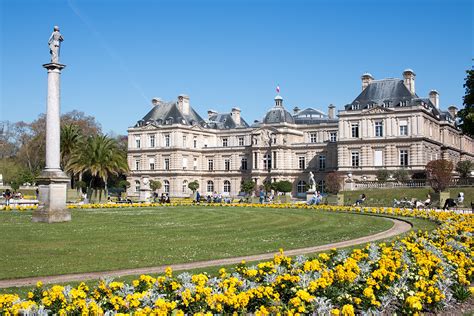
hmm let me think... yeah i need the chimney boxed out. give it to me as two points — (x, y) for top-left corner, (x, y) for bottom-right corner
(429, 90), (439, 109)
(207, 109), (217, 119)
(403, 69), (416, 95)
(293, 106), (300, 115)
(231, 107), (241, 124)
(328, 104), (336, 119)
(151, 97), (162, 107)
(178, 94), (190, 115)
(448, 105), (458, 118)
(361, 73), (374, 91)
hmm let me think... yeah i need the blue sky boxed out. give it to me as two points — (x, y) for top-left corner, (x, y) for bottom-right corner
(1, 0), (472, 135)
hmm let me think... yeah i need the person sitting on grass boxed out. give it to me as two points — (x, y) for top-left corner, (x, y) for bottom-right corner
(443, 192), (464, 210)
(353, 193), (366, 206)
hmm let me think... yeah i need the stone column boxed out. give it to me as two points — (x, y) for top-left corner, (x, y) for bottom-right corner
(32, 62), (70, 223)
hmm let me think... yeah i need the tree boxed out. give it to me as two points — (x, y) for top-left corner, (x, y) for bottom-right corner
(393, 169), (410, 182)
(425, 159), (454, 192)
(188, 180), (199, 193)
(240, 179), (256, 196)
(455, 160), (473, 179)
(67, 135), (129, 198)
(458, 69), (474, 137)
(150, 180), (162, 192)
(324, 172), (342, 194)
(60, 124), (82, 169)
(376, 169), (390, 183)
(275, 180), (292, 194)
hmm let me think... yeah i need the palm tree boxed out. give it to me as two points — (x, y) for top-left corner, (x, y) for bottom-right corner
(67, 135), (129, 200)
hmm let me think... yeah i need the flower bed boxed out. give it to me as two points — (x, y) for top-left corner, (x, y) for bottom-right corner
(1, 205), (473, 315)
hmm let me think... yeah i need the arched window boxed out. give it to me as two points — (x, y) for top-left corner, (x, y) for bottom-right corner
(207, 180), (214, 193)
(164, 180), (170, 193)
(317, 180), (325, 193)
(223, 180), (231, 193)
(297, 180), (306, 193)
(182, 180), (188, 193)
(135, 180), (140, 193)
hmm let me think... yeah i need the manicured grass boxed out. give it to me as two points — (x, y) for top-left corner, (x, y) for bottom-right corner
(342, 187), (474, 207)
(0, 206), (393, 280)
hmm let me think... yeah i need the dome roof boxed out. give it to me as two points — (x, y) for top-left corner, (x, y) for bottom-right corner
(263, 106), (295, 124)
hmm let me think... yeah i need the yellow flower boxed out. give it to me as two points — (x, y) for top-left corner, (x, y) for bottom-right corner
(341, 304), (355, 316)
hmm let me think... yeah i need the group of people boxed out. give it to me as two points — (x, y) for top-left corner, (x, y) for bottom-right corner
(259, 190), (275, 204)
(152, 193), (171, 203)
(307, 191), (323, 205)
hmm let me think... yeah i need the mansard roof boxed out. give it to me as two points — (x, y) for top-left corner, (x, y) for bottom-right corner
(136, 101), (205, 127)
(207, 113), (250, 129)
(345, 79), (415, 110)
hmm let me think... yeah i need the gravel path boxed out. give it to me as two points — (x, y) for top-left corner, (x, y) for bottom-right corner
(0, 217), (411, 289)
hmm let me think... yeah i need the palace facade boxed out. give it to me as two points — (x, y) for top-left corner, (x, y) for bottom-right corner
(127, 70), (474, 198)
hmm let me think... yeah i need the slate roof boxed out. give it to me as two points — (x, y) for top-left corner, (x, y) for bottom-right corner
(263, 106), (295, 124)
(345, 79), (416, 110)
(207, 113), (250, 129)
(136, 101), (205, 127)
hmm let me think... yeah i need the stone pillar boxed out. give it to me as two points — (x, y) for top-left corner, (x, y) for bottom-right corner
(139, 176), (152, 202)
(32, 63), (70, 223)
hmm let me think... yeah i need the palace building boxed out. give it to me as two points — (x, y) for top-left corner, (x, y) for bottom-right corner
(127, 70), (474, 198)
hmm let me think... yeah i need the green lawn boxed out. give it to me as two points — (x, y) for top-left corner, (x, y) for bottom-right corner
(0, 206), (394, 280)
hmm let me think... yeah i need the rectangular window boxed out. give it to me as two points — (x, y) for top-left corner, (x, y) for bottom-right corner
(238, 137), (244, 146)
(400, 149), (409, 166)
(310, 133), (317, 143)
(351, 124), (359, 138)
(330, 132), (337, 142)
(149, 135), (155, 148)
(149, 157), (155, 170)
(208, 159), (214, 171)
(135, 136), (141, 148)
(299, 156), (305, 170)
(182, 136), (187, 147)
(135, 159), (140, 170)
(241, 157), (248, 170)
(193, 157), (198, 170)
(399, 120), (408, 136)
(182, 157), (188, 170)
(319, 155), (326, 170)
(375, 121), (383, 137)
(254, 152), (258, 169)
(351, 152), (360, 167)
(224, 158), (230, 171)
(164, 134), (170, 147)
(222, 138), (228, 147)
(164, 158), (170, 170)
(374, 150), (383, 166)
(193, 137), (197, 148)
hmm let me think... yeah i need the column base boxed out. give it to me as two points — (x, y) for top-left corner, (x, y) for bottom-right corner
(33, 169), (70, 223)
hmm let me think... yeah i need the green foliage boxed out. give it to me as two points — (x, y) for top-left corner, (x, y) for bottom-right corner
(376, 169), (390, 182)
(455, 160), (473, 178)
(263, 180), (273, 193)
(324, 172), (342, 194)
(275, 180), (292, 193)
(75, 180), (87, 189)
(426, 159), (454, 192)
(452, 284), (471, 302)
(187, 180), (199, 193)
(393, 169), (410, 182)
(67, 135), (129, 193)
(240, 179), (256, 195)
(458, 69), (474, 137)
(149, 180), (162, 191)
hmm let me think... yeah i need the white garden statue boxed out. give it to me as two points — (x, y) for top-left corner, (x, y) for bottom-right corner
(308, 171), (316, 192)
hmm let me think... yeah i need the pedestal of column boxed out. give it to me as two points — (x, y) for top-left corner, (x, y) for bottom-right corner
(32, 62), (70, 223)
(306, 190), (315, 202)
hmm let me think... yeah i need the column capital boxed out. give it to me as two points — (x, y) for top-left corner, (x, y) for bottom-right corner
(42, 63), (66, 71)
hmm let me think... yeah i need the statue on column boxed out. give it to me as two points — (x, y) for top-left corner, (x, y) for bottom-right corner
(48, 26), (64, 63)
